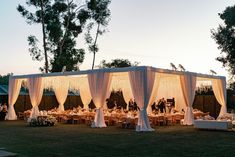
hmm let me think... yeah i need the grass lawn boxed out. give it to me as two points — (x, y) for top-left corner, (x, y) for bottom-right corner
(0, 121), (234, 157)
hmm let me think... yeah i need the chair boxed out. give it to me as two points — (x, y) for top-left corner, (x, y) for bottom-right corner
(104, 116), (113, 126)
(148, 116), (156, 127)
(60, 115), (69, 124)
(72, 115), (81, 124)
(173, 114), (183, 124)
(166, 115), (173, 125)
(84, 115), (93, 126)
(157, 116), (165, 126)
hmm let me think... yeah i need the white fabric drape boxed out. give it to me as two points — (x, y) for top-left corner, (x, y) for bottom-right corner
(122, 87), (133, 110)
(79, 77), (92, 109)
(128, 68), (156, 132)
(180, 73), (196, 125)
(88, 72), (112, 128)
(53, 76), (69, 112)
(110, 73), (133, 110)
(147, 74), (161, 114)
(5, 78), (22, 120)
(212, 78), (227, 117)
(156, 75), (185, 111)
(28, 77), (44, 118)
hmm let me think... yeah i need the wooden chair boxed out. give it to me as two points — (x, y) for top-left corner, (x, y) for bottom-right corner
(166, 115), (173, 125)
(84, 116), (93, 126)
(104, 116), (113, 126)
(60, 115), (69, 124)
(173, 115), (183, 124)
(157, 116), (165, 126)
(72, 115), (81, 124)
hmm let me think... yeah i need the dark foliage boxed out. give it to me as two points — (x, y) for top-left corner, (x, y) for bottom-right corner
(18, 0), (109, 72)
(98, 58), (139, 68)
(84, 0), (111, 69)
(211, 4), (235, 77)
(0, 74), (12, 85)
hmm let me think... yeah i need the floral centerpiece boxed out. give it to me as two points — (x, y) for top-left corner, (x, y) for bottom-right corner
(45, 115), (57, 126)
(28, 115), (57, 127)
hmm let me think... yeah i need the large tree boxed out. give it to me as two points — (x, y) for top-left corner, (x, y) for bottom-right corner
(98, 58), (139, 68)
(85, 0), (111, 69)
(17, 0), (92, 72)
(211, 4), (235, 77)
(17, 0), (50, 73)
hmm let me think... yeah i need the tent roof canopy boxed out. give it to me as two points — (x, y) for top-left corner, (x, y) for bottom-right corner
(11, 66), (225, 80)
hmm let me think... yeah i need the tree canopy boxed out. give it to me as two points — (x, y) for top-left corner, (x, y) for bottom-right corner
(0, 74), (12, 85)
(85, 0), (111, 69)
(211, 4), (235, 77)
(17, 0), (111, 72)
(98, 59), (139, 68)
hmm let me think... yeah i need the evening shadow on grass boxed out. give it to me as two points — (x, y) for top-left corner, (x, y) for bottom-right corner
(0, 121), (234, 157)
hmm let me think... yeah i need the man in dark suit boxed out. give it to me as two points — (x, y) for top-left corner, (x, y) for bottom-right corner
(151, 102), (157, 112)
(133, 100), (139, 111)
(158, 98), (166, 113)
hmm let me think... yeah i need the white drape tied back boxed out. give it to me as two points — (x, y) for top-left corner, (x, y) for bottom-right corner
(5, 77), (22, 120)
(147, 74), (161, 114)
(212, 78), (227, 118)
(53, 76), (69, 112)
(28, 77), (44, 118)
(79, 77), (92, 109)
(88, 72), (112, 128)
(129, 68), (156, 132)
(180, 73), (196, 125)
(122, 87), (133, 110)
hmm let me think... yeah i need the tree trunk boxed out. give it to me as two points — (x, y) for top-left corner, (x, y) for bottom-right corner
(40, 0), (49, 73)
(91, 23), (100, 70)
(59, 1), (71, 57)
(92, 52), (96, 70)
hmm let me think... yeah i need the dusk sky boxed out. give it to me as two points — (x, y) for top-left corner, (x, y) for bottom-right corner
(0, 0), (235, 78)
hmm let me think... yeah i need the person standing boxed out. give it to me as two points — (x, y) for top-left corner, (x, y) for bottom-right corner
(159, 98), (166, 113)
(172, 97), (175, 108)
(128, 98), (134, 111)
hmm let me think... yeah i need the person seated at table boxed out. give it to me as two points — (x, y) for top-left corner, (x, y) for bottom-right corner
(181, 109), (185, 114)
(106, 98), (115, 109)
(73, 107), (78, 113)
(51, 107), (57, 112)
(114, 100), (122, 110)
(151, 100), (159, 113)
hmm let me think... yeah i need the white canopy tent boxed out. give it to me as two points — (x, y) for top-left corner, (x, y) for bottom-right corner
(5, 66), (227, 131)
